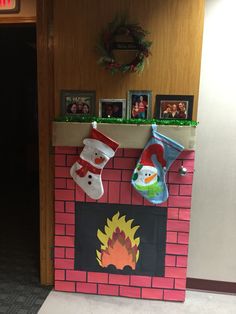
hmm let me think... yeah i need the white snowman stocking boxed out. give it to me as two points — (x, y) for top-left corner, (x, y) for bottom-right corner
(70, 122), (119, 200)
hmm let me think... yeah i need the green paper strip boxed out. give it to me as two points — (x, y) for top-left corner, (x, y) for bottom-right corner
(54, 115), (198, 127)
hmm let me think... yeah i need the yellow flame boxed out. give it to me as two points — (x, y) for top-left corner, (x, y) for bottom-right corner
(96, 211), (140, 266)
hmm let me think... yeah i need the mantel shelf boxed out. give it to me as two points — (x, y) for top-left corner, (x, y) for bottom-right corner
(52, 122), (196, 150)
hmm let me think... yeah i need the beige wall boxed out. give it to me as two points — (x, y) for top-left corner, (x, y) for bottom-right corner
(188, 0), (236, 282)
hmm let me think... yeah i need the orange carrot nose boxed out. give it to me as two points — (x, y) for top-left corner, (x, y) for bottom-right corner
(95, 157), (105, 164)
(144, 172), (157, 183)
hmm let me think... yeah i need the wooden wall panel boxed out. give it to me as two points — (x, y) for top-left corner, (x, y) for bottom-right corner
(53, 0), (204, 120)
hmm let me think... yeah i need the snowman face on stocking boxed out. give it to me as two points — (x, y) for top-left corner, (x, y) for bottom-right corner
(81, 144), (109, 169)
(132, 164), (163, 199)
(133, 165), (158, 186)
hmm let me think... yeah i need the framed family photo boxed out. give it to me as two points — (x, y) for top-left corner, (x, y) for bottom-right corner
(61, 90), (96, 116)
(99, 99), (126, 118)
(156, 95), (194, 120)
(127, 90), (152, 119)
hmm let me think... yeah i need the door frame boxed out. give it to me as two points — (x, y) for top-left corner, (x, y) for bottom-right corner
(36, 0), (54, 285)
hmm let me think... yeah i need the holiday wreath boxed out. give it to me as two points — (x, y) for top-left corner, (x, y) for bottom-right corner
(97, 16), (152, 74)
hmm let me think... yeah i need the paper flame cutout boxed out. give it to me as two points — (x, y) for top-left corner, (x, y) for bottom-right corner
(96, 211), (140, 270)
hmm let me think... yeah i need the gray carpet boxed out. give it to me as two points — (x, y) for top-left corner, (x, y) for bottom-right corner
(0, 182), (52, 314)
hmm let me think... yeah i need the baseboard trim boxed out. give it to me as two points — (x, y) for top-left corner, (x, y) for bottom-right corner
(187, 278), (236, 294)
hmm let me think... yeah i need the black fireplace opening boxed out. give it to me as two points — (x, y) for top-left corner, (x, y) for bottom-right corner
(75, 203), (167, 277)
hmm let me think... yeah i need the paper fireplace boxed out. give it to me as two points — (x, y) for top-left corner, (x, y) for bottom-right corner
(74, 203), (167, 277)
(54, 146), (194, 302)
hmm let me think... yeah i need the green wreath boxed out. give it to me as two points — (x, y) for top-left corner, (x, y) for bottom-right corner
(97, 16), (152, 74)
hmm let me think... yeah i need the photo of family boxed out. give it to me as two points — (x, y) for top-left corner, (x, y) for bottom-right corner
(61, 90), (95, 116)
(160, 101), (188, 119)
(128, 90), (152, 119)
(99, 99), (126, 118)
(156, 95), (194, 120)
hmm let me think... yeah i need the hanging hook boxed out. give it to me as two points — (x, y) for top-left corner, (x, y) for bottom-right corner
(92, 121), (97, 129)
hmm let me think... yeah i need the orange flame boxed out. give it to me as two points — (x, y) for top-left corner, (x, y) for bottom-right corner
(96, 212), (140, 270)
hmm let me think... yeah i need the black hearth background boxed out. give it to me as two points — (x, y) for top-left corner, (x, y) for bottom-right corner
(75, 203), (167, 277)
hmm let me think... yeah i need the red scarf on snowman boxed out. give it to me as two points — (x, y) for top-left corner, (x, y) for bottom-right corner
(75, 157), (102, 177)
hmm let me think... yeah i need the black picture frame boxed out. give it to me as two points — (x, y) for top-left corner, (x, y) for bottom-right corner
(156, 95), (194, 120)
(61, 90), (96, 116)
(99, 99), (126, 118)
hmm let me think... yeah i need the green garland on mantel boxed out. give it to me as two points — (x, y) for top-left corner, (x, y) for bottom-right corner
(55, 115), (198, 127)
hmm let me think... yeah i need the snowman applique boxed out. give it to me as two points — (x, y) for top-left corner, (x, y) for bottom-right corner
(132, 143), (167, 200)
(70, 123), (119, 200)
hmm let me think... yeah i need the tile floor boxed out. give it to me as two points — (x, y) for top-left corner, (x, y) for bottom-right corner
(39, 289), (236, 314)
